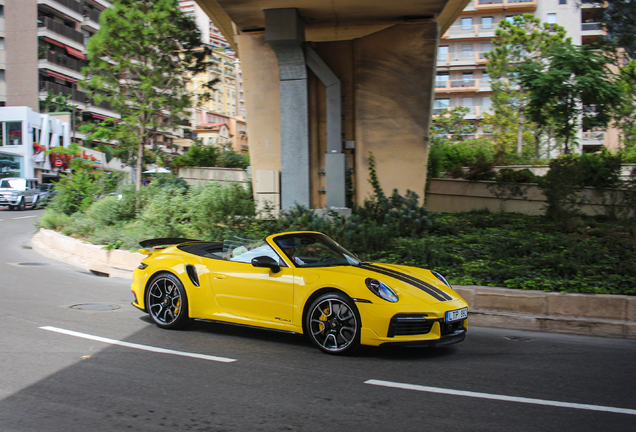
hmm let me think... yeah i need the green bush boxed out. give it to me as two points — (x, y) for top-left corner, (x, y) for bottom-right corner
(37, 209), (70, 231)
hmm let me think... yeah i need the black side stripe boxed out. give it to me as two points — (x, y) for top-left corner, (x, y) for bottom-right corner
(359, 263), (452, 302)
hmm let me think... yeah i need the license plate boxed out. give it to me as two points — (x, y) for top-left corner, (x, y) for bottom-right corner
(445, 307), (467, 322)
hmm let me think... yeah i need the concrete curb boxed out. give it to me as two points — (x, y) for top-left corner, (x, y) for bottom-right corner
(32, 228), (144, 279)
(32, 229), (635, 339)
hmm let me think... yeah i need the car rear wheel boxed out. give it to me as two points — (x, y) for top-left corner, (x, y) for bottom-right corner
(146, 273), (190, 329)
(306, 292), (361, 355)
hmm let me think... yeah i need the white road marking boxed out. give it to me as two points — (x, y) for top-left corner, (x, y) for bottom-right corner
(365, 379), (636, 416)
(40, 326), (237, 363)
(13, 215), (38, 220)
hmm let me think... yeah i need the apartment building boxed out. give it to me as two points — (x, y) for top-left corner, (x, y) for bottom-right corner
(178, 0), (247, 153)
(3, 0), (118, 140)
(434, 0), (611, 151)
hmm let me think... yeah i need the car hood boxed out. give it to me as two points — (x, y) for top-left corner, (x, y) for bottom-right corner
(308, 262), (462, 305)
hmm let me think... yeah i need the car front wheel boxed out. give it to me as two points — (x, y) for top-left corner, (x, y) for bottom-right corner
(306, 292), (361, 355)
(146, 273), (190, 330)
(16, 199), (25, 211)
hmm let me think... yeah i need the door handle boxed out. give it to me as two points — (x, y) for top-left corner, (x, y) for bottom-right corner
(213, 275), (226, 280)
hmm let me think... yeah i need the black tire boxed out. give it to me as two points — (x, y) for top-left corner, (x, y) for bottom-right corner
(8, 205), (15, 211)
(16, 199), (25, 211)
(305, 292), (361, 355)
(145, 272), (190, 329)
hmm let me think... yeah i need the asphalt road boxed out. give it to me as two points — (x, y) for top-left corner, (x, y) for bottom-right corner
(1, 207), (635, 432)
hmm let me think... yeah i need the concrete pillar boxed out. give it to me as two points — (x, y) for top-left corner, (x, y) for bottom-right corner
(264, 8), (310, 209)
(6, 0), (39, 110)
(354, 21), (439, 203)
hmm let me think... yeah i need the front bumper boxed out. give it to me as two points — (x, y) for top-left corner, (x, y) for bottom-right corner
(0, 197), (20, 205)
(379, 328), (466, 348)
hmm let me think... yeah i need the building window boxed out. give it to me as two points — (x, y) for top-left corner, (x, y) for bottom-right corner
(0, 70), (5, 82)
(482, 71), (490, 81)
(0, 38), (4, 50)
(461, 17), (473, 30)
(505, 16), (515, 23)
(0, 6), (4, 18)
(435, 73), (449, 88)
(559, 0), (567, 4)
(2, 121), (23, 146)
(0, 154), (23, 177)
(462, 97), (474, 107)
(547, 13), (557, 25)
(437, 45), (449, 62)
(481, 17), (493, 30)
(462, 44), (474, 57)
(433, 98), (450, 115)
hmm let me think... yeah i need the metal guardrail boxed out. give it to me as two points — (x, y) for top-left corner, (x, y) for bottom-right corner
(51, 0), (83, 15)
(39, 81), (86, 104)
(40, 51), (83, 73)
(582, 22), (603, 31)
(86, 8), (101, 23)
(38, 16), (84, 44)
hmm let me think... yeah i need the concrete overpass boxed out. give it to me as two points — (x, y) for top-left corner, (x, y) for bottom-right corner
(195, 0), (470, 211)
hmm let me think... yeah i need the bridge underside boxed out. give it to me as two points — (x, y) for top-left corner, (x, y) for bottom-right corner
(196, 0), (469, 210)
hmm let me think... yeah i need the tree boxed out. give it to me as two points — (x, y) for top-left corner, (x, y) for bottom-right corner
(520, 44), (625, 154)
(614, 60), (636, 160)
(81, 0), (214, 191)
(599, 0), (636, 59)
(485, 14), (567, 154)
(430, 106), (476, 141)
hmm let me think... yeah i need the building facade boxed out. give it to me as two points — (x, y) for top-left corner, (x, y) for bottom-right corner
(434, 0), (613, 152)
(178, 0), (248, 154)
(2, 0), (119, 141)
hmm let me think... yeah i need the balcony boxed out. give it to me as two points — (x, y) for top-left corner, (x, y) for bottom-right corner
(475, 0), (537, 12)
(82, 8), (101, 32)
(581, 131), (605, 146)
(432, 105), (493, 119)
(39, 80), (85, 105)
(437, 51), (490, 67)
(39, 50), (83, 74)
(38, 16), (85, 48)
(435, 79), (481, 93)
(37, 0), (83, 22)
(442, 24), (497, 40)
(582, 22), (603, 32)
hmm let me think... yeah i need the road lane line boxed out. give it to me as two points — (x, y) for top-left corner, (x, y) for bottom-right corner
(40, 326), (236, 363)
(13, 215), (38, 220)
(365, 379), (636, 416)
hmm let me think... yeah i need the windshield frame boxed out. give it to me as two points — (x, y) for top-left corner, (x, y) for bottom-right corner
(269, 232), (360, 269)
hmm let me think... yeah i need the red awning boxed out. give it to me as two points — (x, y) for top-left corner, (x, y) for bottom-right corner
(66, 46), (86, 60)
(91, 113), (120, 123)
(46, 70), (77, 83)
(44, 37), (65, 48)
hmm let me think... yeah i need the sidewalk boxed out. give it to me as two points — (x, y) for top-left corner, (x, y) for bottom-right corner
(32, 228), (636, 340)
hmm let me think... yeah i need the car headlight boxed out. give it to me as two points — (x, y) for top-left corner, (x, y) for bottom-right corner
(432, 271), (452, 289)
(365, 278), (399, 303)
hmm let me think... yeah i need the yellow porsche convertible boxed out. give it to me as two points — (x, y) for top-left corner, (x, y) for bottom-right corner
(131, 231), (468, 355)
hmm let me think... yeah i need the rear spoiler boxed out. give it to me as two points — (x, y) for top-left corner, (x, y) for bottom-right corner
(139, 238), (201, 249)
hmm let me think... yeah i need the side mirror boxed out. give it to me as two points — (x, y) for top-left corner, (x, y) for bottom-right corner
(251, 256), (281, 273)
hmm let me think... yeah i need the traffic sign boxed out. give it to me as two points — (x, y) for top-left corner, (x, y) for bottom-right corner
(55, 160), (63, 167)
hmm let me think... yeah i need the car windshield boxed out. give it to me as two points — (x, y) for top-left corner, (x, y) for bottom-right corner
(273, 233), (360, 268)
(224, 236), (287, 266)
(0, 179), (25, 189)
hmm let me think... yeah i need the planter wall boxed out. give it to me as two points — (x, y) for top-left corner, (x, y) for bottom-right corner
(178, 166), (249, 188)
(427, 178), (624, 216)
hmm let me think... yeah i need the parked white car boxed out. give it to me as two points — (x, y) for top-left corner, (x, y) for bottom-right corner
(0, 178), (40, 210)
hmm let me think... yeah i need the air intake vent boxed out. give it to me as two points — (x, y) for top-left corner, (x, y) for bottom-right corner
(387, 314), (434, 338)
(185, 264), (200, 287)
